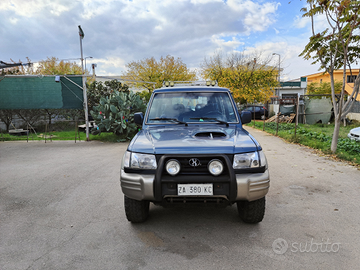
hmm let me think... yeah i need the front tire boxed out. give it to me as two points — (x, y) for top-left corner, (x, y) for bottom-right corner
(237, 197), (265, 224)
(124, 195), (150, 223)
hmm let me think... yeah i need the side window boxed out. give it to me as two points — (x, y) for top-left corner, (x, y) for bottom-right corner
(347, 75), (357, 83)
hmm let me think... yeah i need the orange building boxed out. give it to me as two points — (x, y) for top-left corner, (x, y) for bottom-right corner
(305, 69), (360, 101)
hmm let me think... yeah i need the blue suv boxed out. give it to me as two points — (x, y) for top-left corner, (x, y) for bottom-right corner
(120, 81), (270, 223)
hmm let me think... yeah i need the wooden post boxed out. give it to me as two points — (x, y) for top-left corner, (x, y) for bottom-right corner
(276, 112), (279, 136)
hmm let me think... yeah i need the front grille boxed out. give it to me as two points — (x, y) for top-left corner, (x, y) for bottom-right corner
(154, 154), (237, 202)
(162, 156), (229, 176)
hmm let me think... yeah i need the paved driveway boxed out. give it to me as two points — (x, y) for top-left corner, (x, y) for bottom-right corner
(0, 127), (359, 270)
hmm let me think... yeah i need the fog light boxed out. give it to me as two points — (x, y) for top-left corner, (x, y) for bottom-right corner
(166, 159), (181, 176)
(208, 159), (223, 176)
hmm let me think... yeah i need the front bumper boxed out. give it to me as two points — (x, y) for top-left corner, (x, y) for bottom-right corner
(120, 169), (270, 202)
(348, 133), (360, 141)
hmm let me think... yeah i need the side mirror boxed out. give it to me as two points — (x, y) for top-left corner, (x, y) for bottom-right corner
(134, 112), (144, 125)
(240, 111), (252, 124)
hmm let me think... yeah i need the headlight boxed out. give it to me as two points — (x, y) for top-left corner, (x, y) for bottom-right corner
(166, 159), (181, 175)
(123, 151), (157, 169)
(208, 159), (224, 176)
(233, 152), (262, 169)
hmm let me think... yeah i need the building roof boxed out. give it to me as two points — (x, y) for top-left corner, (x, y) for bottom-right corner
(304, 68), (360, 78)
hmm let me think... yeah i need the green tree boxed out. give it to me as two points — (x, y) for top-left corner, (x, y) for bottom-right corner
(307, 81), (342, 95)
(36, 57), (83, 75)
(300, 0), (360, 153)
(87, 80), (129, 112)
(201, 51), (278, 104)
(124, 55), (197, 92)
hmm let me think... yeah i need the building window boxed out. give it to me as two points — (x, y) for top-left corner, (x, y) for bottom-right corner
(347, 75), (357, 83)
(282, 94), (298, 99)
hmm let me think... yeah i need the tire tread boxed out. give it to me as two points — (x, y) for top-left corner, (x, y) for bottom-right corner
(237, 197), (265, 224)
(124, 196), (149, 223)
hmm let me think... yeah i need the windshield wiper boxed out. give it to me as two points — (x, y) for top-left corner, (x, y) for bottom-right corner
(150, 118), (188, 126)
(190, 117), (229, 127)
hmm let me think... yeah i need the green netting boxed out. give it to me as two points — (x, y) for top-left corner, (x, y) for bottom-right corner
(0, 76), (84, 109)
(280, 105), (295, 115)
(59, 77), (84, 109)
(305, 98), (332, 124)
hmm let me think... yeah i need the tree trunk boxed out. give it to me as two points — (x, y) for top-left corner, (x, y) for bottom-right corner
(331, 117), (341, 153)
(5, 122), (10, 132)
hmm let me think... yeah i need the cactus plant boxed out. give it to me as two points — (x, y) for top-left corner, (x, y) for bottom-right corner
(90, 91), (146, 140)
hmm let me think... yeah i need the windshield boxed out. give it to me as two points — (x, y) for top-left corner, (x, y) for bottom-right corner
(146, 92), (238, 124)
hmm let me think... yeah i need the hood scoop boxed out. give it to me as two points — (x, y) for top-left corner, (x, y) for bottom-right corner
(194, 131), (227, 139)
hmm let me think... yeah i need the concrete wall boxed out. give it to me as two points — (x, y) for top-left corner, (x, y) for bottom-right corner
(347, 101), (360, 121)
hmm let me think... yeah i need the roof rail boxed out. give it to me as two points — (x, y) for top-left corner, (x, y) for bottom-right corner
(162, 80), (218, 87)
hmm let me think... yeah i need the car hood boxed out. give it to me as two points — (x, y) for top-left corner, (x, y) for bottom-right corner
(128, 125), (260, 154)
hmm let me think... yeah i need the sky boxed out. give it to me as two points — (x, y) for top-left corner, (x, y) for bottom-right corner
(0, 0), (325, 81)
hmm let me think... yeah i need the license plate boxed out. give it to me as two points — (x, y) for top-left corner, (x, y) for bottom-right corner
(177, 184), (213, 196)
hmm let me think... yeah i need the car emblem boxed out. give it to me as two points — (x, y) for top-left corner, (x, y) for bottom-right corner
(189, 158), (201, 167)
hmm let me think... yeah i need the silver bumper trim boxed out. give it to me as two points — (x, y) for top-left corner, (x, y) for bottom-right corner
(120, 169), (270, 202)
(120, 169), (155, 200)
(235, 169), (270, 201)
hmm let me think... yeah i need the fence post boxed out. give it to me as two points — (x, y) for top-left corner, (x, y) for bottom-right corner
(45, 123), (47, 143)
(276, 112), (279, 136)
(263, 118), (265, 131)
(75, 119), (77, 143)
(294, 95), (299, 137)
(263, 102), (266, 131)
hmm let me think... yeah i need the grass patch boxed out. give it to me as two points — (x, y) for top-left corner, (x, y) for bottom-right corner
(0, 130), (127, 143)
(246, 121), (360, 166)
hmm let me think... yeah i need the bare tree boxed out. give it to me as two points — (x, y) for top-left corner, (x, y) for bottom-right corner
(201, 51), (278, 104)
(300, 0), (360, 153)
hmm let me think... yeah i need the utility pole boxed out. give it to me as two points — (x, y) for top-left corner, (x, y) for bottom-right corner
(78, 25), (90, 141)
(92, 63), (97, 79)
(272, 53), (281, 97)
